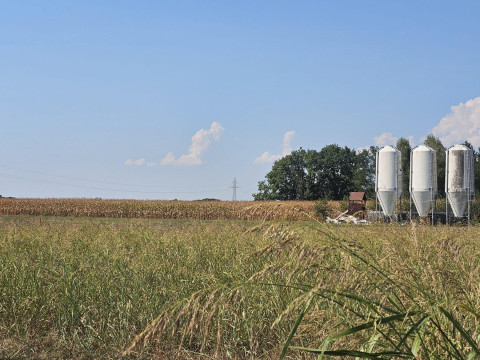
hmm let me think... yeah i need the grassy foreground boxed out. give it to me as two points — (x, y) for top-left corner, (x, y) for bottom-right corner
(0, 216), (479, 359)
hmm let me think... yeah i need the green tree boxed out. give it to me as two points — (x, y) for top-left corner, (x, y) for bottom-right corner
(253, 148), (308, 200)
(424, 134), (446, 198)
(476, 147), (480, 196)
(396, 138), (411, 197)
(253, 145), (361, 201)
(316, 144), (357, 200)
(462, 141), (480, 195)
(353, 146), (377, 198)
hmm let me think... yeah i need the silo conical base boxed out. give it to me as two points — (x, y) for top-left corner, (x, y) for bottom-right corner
(447, 191), (467, 218)
(377, 191), (396, 216)
(412, 191), (432, 217)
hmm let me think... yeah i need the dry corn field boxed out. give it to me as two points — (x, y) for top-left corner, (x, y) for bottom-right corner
(0, 198), (334, 220)
(1, 212), (480, 359)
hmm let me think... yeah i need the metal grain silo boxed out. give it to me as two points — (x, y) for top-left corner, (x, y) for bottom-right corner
(375, 146), (402, 216)
(410, 145), (437, 217)
(445, 144), (474, 218)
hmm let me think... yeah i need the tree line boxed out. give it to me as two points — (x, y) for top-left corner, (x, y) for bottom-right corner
(253, 135), (480, 201)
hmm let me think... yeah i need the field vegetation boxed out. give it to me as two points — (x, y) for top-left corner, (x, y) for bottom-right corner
(0, 198), (326, 221)
(4, 197), (480, 223)
(1, 214), (479, 359)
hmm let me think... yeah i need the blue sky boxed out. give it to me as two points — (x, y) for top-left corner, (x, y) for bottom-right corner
(1, 1), (480, 200)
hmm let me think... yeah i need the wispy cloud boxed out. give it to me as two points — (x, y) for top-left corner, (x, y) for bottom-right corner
(432, 97), (480, 147)
(356, 146), (371, 153)
(282, 130), (295, 156)
(369, 132), (415, 149)
(161, 122), (225, 166)
(254, 131), (296, 163)
(254, 151), (282, 163)
(125, 158), (158, 167)
(373, 132), (397, 147)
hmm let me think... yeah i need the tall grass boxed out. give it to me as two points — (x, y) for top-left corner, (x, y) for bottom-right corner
(277, 221), (480, 359)
(0, 217), (274, 358)
(1, 216), (479, 358)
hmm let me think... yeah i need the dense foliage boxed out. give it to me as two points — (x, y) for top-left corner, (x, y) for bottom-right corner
(424, 134), (447, 197)
(253, 145), (376, 200)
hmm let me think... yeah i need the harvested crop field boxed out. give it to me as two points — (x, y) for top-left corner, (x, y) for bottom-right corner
(1, 214), (479, 359)
(0, 198), (336, 221)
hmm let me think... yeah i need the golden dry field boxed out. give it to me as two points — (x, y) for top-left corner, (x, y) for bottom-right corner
(0, 198), (341, 220)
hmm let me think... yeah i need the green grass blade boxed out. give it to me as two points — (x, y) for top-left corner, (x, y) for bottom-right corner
(365, 333), (382, 353)
(431, 317), (464, 360)
(459, 304), (480, 321)
(439, 307), (480, 355)
(290, 346), (413, 358)
(411, 333), (421, 357)
(279, 298), (312, 360)
(330, 311), (422, 340)
(336, 291), (400, 315)
(467, 351), (478, 360)
(316, 339), (331, 360)
(395, 314), (430, 352)
(316, 320), (346, 360)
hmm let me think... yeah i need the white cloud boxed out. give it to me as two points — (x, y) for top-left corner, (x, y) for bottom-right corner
(254, 131), (296, 163)
(254, 151), (282, 163)
(373, 132), (397, 147)
(125, 158), (158, 167)
(432, 97), (480, 147)
(369, 133), (414, 149)
(161, 122), (225, 166)
(125, 158), (145, 166)
(356, 146), (370, 153)
(282, 130), (296, 156)
(160, 152), (176, 166)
